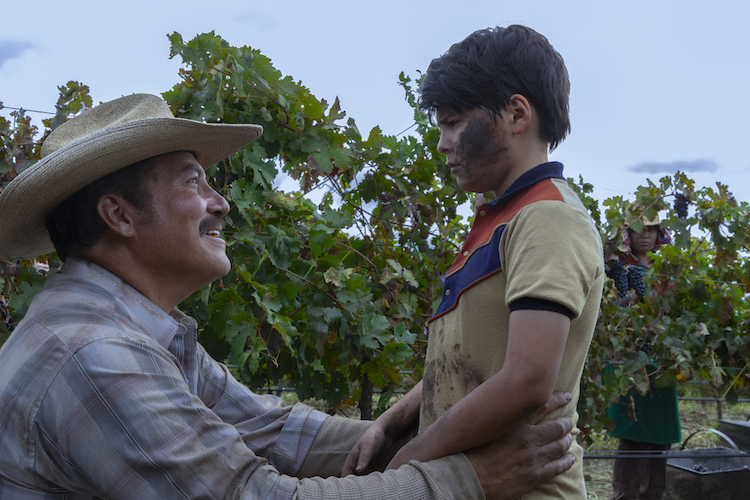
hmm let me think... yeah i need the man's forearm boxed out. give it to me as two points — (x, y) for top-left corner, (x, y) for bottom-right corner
(298, 454), (483, 500)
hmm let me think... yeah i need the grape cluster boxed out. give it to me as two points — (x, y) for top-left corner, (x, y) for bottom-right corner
(628, 265), (646, 301)
(641, 341), (654, 354)
(606, 261), (629, 298)
(691, 463), (709, 473)
(674, 193), (689, 218)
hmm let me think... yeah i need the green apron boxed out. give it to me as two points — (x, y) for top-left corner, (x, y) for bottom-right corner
(607, 367), (681, 445)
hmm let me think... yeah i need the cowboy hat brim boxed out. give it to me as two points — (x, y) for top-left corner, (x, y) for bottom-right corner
(0, 117), (262, 259)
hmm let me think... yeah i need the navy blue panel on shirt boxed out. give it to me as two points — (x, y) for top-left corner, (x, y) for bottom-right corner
(433, 225), (505, 318)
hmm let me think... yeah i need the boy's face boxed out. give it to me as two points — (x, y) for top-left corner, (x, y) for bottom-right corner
(436, 107), (513, 196)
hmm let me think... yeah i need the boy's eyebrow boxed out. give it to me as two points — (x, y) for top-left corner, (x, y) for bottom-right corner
(437, 110), (457, 123)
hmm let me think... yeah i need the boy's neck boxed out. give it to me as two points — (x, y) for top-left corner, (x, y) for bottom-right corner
(492, 142), (550, 198)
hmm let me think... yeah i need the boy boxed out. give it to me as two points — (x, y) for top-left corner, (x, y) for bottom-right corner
(344, 25), (604, 499)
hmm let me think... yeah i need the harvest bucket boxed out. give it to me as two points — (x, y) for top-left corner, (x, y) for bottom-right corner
(664, 429), (750, 500)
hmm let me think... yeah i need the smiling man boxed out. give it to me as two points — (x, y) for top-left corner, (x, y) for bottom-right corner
(0, 93), (575, 499)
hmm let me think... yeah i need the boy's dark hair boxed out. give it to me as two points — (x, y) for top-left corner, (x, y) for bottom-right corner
(45, 157), (158, 261)
(418, 24), (571, 151)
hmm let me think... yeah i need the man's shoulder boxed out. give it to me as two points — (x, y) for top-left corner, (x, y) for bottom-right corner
(18, 285), (157, 353)
(0, 289), (151, 429)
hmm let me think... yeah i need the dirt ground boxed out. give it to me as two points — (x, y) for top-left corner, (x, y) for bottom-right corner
(582, 385), (750, 499)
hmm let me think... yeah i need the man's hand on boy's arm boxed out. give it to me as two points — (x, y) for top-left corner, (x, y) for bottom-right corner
(466, 391), (576, 500)
(341, 380), (422, 476)
(386, 309), (571, 469)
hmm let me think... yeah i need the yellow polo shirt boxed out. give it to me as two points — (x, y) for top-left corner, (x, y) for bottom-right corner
(420, 163), (604, 499)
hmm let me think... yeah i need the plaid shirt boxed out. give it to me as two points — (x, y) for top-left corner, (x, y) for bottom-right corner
(0, 258), (328, 499)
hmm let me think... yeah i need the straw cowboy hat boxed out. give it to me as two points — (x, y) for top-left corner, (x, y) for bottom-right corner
(0, 93), (262, 259)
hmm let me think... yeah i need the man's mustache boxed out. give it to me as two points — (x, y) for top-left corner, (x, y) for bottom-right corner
(199, 216), (226, 235)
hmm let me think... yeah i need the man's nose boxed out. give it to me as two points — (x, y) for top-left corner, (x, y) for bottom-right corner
(208, 189), (230, 216)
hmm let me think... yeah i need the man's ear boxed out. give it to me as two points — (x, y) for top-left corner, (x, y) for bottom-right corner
(507, 94), (534, 135)
(96, 194), (137, 238)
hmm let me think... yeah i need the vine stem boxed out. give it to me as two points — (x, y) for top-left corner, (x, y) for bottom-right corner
(720, 361), (749, 400)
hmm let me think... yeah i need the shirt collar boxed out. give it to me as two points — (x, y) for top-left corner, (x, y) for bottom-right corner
(60, 257), (183, 349)
(487, 161), (565, 206)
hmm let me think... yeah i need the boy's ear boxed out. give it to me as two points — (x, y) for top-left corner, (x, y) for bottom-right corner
(507, 94), (534, 135)
(96, 194), (138, 238)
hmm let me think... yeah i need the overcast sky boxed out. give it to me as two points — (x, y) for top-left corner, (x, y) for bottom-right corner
(2, 0), (749, 207)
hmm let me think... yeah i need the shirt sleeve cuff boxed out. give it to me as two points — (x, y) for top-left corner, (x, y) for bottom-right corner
(509, 297), (575, 319)
(272, 403), (329, 475)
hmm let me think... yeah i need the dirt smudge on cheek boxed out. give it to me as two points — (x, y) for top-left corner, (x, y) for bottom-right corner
(455, 116), (508, 170)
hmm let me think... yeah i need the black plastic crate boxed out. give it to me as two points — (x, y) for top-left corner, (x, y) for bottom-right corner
(665, 428), (750, 500)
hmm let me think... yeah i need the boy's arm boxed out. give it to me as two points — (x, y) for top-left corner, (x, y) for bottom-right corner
(387, 308), (570, 469)
(341, 380), (423, 475)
